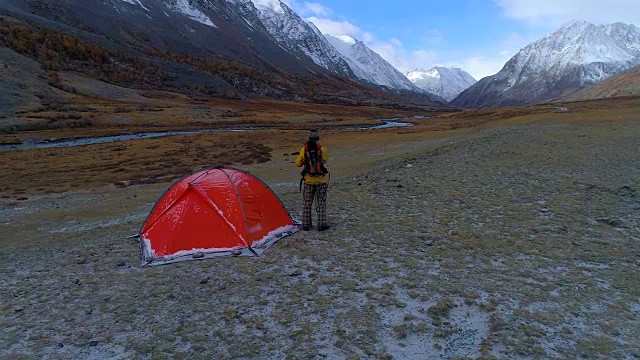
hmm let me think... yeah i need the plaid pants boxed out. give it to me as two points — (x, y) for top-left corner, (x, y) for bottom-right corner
(302, 183), (328, 228)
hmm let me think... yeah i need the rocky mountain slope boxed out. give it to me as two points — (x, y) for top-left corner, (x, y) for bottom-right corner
(0, 0), (446, 107)
(324, 34), (419, 91)
(4, 0), (316, 75)
(563, 65), (640, 101)
(405, 67), (476, 102)
(249, 0), (354, 78)
(453, 20), (640, 108)
(600, 22), (640, 57)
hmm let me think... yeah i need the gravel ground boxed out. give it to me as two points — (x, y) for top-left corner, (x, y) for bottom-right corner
(1, 120), (639, 359)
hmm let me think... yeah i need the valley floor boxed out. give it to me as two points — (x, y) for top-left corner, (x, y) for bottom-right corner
(1, 100), (640, 359)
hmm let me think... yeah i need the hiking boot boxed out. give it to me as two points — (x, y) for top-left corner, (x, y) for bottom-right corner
(302, 226), (311, 231)
(317, 225), (330, 232)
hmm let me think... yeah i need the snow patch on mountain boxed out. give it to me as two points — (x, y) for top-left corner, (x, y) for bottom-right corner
(405, 67), (476, 102)
(599, 22), (640, 57)
(165, 0), (217, 27)
(120, 0), (150, 11)
(251, 0), (285, 14)
(324, 34), (417, 90)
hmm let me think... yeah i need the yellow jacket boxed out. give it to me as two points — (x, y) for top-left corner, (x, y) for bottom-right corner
(295, 145), (328, 185)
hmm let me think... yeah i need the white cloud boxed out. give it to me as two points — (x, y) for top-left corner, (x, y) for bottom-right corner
(289, 0), (640, 84)
(361, 32), (374, 43)
(302, 1), (551, 81)
(445, 31), (534, 79)
(284, 0), (333, 17)
(495, 0), (640, 26)
(308, 13), (514, 79)
(307, 16), (362, 37)
(498, 32), (531, 49)
(368, 41), (438, 73)
(445, 54), (513, 80)
(301, 2), (333, 17)
(307, 14), (441, 73)
(371, 30), (527, 80)
(421, 30), (444, 45)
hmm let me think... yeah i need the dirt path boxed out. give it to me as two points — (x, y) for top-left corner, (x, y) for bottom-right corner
(1, 118), (639, 359)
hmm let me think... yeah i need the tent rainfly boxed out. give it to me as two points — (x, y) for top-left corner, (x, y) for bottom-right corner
(137, 166), (299, 266)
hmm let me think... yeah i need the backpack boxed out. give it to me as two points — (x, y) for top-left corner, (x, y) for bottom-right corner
(302, 141), (328, 177)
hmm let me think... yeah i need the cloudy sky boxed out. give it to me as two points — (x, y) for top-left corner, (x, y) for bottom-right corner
(283, 0), (640, 80)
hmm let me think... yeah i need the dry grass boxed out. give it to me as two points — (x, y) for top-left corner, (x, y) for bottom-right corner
(0, 131), (279, 196)
(0, 77), (428, 142)
(564, 66), (640, 101)
(1, 93), (640, 359)
(7, 90), (639, 198)
(2, 60), (448, 163)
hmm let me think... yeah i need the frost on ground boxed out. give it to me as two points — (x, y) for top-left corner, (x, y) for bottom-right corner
(1, 121), (639, 359)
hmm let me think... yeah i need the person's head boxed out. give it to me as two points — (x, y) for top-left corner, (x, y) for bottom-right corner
(308, 129), (320, 141)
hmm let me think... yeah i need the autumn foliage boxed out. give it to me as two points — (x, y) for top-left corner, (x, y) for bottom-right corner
(0, 20), (392, 103)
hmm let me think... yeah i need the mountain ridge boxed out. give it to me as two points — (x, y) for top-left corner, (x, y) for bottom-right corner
(0, 0), (449, 108)
(324, 34), (420, 92)
(405, 67), (476, 102)
(249, 0), (355, 78)
(562, 64), (640, 101)
(452, 19), (640, 108)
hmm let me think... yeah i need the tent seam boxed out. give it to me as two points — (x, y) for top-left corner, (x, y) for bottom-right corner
(190, 182), (249, 247)
(219, 168), (251, 247)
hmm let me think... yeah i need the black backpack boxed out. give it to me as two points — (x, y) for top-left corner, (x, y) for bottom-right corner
(302, 141), (328, 177)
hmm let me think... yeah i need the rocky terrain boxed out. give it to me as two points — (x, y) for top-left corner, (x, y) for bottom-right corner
(563, 65), (640, 101)
(2, 99), (639, 359)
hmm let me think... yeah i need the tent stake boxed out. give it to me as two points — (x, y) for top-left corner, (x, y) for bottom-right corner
(248, 247), (260, 257)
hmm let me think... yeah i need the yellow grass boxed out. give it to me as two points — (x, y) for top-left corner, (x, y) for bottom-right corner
(2, 80), (639, 198)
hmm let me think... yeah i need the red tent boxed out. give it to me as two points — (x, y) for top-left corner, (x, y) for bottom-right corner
(138, 167), (299, 266)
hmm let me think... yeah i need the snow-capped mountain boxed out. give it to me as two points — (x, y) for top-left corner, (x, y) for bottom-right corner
(324, 34), (419, 91)
(453, 20), (640, 108)
(599, 22), (640, 57)
(249, 0), (354, 77)
(0, 0), (450, 106)
(405, 67), (476, 102)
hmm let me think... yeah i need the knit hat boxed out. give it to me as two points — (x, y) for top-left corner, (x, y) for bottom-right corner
(309, 129), (320, 140)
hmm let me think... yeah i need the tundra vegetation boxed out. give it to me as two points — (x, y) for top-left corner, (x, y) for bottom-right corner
(1, 37), (639, 358)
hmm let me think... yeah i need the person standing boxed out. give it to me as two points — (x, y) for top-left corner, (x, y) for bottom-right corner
(295, 129), (329, 231)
